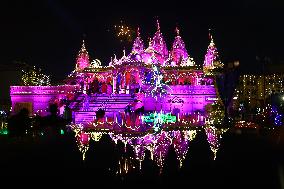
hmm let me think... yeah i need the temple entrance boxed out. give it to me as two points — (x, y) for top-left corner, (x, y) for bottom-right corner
(14, 102), (33, 116)
(115, 68), (142, 94)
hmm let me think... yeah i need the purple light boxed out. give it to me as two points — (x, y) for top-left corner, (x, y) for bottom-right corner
(203, 34), (219, 69)
(172, 130), (190, 167)
(170, 27), (189, 66)
(76, 40), (90, 71)
(10, 85), (79, 115)
(131, 27), (144, 55)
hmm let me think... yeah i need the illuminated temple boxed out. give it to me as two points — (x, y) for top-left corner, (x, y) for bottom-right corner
(10, 21), (222, 127)
(10, 21), (226, 168)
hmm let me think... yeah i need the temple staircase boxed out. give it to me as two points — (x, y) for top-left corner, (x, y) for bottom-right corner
(70, 94), (134, 124)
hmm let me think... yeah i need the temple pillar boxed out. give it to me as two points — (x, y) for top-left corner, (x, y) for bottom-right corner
(126, 85), (129, 94)
(196, 76), (200, 86)
(83, 81), (87, 94)
(113, 75), (117, 93)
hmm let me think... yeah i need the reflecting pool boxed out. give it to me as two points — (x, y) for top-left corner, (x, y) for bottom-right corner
(68, 111), (228, 173)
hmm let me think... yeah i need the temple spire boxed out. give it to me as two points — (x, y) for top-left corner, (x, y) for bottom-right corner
(131, 27), (144, 54)
(76, 39), (90, 71)
(203, 29), (223, 72)
(171, 26), (191, 66)
(152, 19), (168, 63)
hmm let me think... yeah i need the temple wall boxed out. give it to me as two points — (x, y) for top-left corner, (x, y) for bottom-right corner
(10, 85), (80, 115)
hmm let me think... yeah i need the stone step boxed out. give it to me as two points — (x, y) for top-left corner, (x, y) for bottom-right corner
(72, 93), (135, 113)
(74, 112), (96, 124)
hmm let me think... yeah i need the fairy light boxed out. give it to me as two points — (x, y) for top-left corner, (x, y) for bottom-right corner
(205, 99), (225, 127)
(172, 130), (189, 167)
(117, 156), (136, 176)
(146, 64), (173, 98)
(237, 73), (284, 110)
(90, 132), (103, 141)
(22, 66), (51, 86)
(204, 126), (228, 160)
(114, 21), (134, 43)
(153, 131), (172, 173)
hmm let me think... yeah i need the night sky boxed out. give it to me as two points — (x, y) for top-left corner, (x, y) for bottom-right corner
(2, 0), (284, 82)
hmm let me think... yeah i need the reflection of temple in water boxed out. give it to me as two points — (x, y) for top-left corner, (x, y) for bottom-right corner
(10, 20), (222, 125)
(70, 123), (228, 173)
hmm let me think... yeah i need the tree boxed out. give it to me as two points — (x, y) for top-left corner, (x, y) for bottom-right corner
(21, 66), (51, 86)
(205, 99), (225, 127)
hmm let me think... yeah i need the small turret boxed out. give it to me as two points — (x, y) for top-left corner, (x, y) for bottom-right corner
(203, 29), (223, 72)
(171, 26), (189, 66)
(131, 27), (144, 54)
(76, 40), (90, 71)
(151, 20), (168, 64)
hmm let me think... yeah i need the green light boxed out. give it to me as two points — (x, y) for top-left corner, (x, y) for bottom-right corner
(60, 129), (64, 135)
(142, 112), (176, 123)
(0, 128), (8, 135)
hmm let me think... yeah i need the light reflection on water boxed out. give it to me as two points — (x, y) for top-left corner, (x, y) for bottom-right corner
(68, 112), (229, 174)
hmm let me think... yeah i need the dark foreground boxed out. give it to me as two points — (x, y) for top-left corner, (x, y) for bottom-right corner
(1, 128), (284, 189)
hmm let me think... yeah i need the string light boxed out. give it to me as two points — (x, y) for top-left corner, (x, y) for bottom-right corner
(22, 66), (51, 86)
(114, 21), (134, 43)
(204, 126), (228, 160)
(238, 74), (284, 108)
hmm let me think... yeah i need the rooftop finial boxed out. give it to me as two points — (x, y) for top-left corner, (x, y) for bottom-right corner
(123, 47), (126, 57)
(137, 27), (140, 37)
(175, 26), (180, 36)
(148, 37), (152, 46)
(156, 19), (160, 32)
(82, 33), (87, 48)
(209, 28), (214, 43)
(81, 39), (86, 51)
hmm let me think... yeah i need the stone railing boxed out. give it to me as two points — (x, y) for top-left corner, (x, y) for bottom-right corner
(10, 85), (80, 95)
